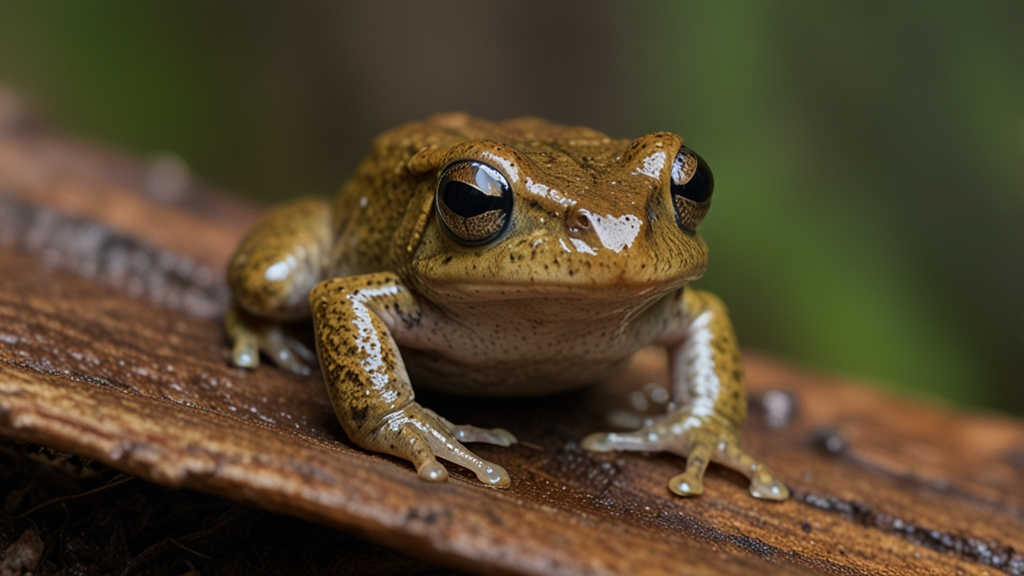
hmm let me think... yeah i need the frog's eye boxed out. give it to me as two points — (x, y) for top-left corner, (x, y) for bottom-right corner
(670, 147), (714, 234)
(435, 160), (513, 246)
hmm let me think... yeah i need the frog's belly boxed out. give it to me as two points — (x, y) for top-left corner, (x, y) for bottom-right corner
(401, 347), (635, 397)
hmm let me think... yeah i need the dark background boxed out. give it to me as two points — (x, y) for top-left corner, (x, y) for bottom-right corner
(0, 1), (1020, 414)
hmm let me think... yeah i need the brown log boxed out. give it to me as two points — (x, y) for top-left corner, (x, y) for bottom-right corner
(0, 106), (1022, 575)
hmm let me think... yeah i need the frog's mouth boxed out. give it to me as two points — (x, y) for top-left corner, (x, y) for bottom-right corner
(411, 238), (706, 300)
(413, 273), (696, 309)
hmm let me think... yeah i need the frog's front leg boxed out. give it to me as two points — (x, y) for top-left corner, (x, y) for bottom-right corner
(310, 273), (515, 486)
(583, 288), (789, 501)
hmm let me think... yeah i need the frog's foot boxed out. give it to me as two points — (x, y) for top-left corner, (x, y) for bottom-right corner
(225, 305), (316, 376)
(581, 410), (789, 500)
(364, 403), (513, 487)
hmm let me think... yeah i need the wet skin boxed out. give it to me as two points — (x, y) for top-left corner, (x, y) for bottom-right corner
(225, 114), (789, 500)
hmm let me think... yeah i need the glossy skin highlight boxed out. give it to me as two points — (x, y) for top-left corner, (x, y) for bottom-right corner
(225, 114), (789, 500)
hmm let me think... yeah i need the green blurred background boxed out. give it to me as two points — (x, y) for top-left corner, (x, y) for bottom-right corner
(0, 1), (1020, 414)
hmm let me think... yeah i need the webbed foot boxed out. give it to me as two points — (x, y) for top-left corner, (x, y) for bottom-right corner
(225, 305), (316, 376)
(582, 409), (789, 500)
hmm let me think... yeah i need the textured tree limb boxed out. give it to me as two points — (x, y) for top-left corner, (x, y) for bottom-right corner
(0, 102), (1022, 575)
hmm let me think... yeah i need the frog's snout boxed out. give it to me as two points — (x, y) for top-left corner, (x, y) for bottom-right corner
(564, 206), (644, 255)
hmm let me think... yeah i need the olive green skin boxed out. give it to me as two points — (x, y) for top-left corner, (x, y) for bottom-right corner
(225, 114), (789, 499)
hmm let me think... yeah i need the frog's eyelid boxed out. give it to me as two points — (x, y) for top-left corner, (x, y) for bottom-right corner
(671, 151), (698, 186)
(406, 146), (447, 175)
(669, 147), (714, 233)
(479, 151), (520, 184)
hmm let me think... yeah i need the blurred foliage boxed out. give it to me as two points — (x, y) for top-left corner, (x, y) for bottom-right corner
(0, 1), (1020, 413)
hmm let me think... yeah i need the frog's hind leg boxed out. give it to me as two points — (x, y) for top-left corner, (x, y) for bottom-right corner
(226, 199), (332, 374)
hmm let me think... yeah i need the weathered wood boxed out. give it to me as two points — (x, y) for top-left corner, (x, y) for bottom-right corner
(1, 116), (1023, 575)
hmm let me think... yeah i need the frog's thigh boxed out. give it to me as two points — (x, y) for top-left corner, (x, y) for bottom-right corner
(228, 199), (333, 321)
(310, 273), (514, 486)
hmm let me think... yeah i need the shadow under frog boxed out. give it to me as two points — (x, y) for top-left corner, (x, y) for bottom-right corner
(224, 114), (789, 501)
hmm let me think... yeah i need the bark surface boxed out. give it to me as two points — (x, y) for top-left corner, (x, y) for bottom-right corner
(1, 115), (1022, 575)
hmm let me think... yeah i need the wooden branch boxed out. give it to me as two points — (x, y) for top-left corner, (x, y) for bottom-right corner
(0, 106), (1022, 575)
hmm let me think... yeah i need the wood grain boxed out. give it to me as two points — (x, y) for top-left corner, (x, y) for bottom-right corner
(1, 118), (1022, 575)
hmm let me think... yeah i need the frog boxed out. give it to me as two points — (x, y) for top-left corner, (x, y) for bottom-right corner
(224, 113), (789, 501)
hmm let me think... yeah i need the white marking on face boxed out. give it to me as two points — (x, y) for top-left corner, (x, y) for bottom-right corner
(481, 151), (519, 183)
(526, 177), (576, 207)
(570, 237), (597, 255)
(633, 151), (667, 179)
(580, 210), (642, 253)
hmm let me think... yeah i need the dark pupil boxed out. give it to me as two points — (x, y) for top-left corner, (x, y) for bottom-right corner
(672, 154), (714, 203)
(441, 180), (509, 217)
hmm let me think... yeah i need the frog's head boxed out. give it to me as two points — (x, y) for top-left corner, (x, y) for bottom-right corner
(402, 115), (713, 306)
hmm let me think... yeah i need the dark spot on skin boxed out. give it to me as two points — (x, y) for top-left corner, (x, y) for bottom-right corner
(351, 404), (368, 426)
(400, 312), (423, 330)
(443, 256), (452, 264)
(801, 522), (812, 534)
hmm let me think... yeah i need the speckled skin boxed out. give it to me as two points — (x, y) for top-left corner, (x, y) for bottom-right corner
(225, 114), (789, 499)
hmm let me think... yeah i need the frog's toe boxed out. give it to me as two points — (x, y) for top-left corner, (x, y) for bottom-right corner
(231, 332), (261, 368)
(288, 336), (317, 364)
(713, 441), (790, 501)
(261, 329), (313, 376)
(419, 407), (517, 447)
(581, 429), (665, 453)
(667, 438), (712, 497)
(450, 424), (517, 447)
(401, 428), (450, 482)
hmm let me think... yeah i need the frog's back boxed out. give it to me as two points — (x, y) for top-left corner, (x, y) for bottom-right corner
(330, 113), (611, 276)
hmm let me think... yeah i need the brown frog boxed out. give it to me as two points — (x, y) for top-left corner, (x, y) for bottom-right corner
(225, 114), (789, 500)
